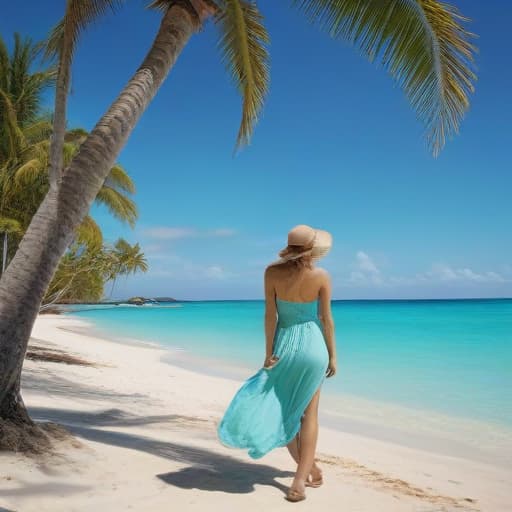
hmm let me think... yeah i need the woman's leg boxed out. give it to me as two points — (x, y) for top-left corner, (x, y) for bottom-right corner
(286, 433), (300, 464)
(287, 431), (322, 481)
(290, 388), (321, 492)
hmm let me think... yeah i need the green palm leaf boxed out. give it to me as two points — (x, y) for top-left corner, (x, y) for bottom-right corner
(0, 217), (21, 234)
(95, 186), (138, 227)
(76, 215), (103, 248)
(0, 36), (10, 92)
(13, 159), (43, 187)
(45, 0), (124, 63)
(216, 0), (270, 148)
(0, 89), (24, 164)
(293, 0), (476, 155)
(105, 164), (136, 194)
(21, 120), (53, 143)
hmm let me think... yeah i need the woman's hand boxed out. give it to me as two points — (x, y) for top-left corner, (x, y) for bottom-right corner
(326, 357), (337, 378)
(263, 354), (279, 369)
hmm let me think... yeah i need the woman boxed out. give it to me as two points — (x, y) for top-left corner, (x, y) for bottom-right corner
(217, 224), (337, 502)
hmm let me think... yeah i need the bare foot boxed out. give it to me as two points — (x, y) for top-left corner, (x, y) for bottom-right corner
(310, 462), (322, 480)
(306, 463), (323, 487)
(287, 478), (306, 502)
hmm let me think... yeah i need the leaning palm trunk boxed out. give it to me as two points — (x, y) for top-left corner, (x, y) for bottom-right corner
(0, 4), (200, 425)
(2, 233), (7, 274)
(47, 51), (69, 190)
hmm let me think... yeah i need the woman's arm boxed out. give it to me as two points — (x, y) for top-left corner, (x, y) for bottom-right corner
(318, 270), (337, 377)
(263, 267), (278, 367)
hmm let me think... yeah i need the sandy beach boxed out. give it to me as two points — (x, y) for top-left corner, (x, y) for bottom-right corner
(0, 314), (510, 512)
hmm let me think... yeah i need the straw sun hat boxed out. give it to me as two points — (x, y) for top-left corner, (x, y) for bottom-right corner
(268, 224), (332, 267)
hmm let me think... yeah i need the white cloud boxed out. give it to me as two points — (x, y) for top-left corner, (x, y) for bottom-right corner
(348, 251), (383, 285)
(144, 226), (237, 240)
(356, 251), (380, 274)
(427, 264), (505, 283)
(343, 254), (508, 289)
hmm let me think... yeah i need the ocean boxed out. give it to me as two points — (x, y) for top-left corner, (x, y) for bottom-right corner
(67, 298), (512, 429)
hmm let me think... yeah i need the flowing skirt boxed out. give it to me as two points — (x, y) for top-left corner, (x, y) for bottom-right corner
(217, 319), (329, 459)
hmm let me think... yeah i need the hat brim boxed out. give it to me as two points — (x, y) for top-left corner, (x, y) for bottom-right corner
(310, 229), (332, 259)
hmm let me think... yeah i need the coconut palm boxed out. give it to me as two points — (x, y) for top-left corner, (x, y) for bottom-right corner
(0, 33), (55, 156)
(0, 0), (477, 435)
(9, 126), (137, 238)
(0, 121), (138, 270)
(0, 33), (55, 274)
(42, 238), (148, 306)
(0, 33), (136, 268)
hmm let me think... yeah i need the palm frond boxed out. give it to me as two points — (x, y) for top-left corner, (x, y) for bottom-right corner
(13, 159), (43, 187)
(216, 0), (270, 148)
(14, 68), (57, 123)
(0, 217), (21, 233)
(62, 141), (78, 166)
(0, 89), (25, 159)
(95, 186), (138, 227)
(76, 215), (103, 248)
(45, 0), (124, 63)
(0, 35), (9, 92)
(293, 0), (477, 155)
(105, 164), (136, 194)
(21, 119), (54, 144)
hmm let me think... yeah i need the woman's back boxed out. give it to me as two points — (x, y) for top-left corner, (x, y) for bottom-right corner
(269, 264), (327, 303)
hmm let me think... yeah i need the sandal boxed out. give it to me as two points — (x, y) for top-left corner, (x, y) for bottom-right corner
(286, 488), (306, 502)
(305, 476), (323, 488)
(305, 468), (323, 488)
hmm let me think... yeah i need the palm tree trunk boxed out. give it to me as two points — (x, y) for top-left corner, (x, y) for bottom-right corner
(48, 43), (70, 190)
(0, 3), (201, 425)
(2, 232), (7, 273)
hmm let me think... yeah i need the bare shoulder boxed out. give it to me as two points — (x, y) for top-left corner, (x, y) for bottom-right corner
(264, 265), (278, 280)
(313, 266), (331, 283)
(263, 265), (279, 283)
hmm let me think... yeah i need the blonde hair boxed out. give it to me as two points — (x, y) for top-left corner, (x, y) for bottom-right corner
(277, 245), (314, 270)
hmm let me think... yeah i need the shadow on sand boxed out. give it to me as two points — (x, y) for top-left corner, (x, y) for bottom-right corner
(28, 406), (293, 495)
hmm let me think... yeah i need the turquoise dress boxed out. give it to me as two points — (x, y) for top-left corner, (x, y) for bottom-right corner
(217, 297), (329, 459)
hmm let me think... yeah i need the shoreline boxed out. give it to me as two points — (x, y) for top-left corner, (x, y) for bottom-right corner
(1, 314), (510, 511)
(64, 313), (512, 470)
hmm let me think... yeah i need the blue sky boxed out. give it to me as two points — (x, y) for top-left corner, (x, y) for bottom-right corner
(3, 1), (511, 300)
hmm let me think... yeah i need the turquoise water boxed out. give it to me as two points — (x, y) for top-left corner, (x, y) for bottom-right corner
(67, 299), (512, 427)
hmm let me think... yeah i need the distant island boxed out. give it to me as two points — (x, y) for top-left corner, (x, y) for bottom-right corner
(50, 297), (180, 306)
(125, 296), (178, 305)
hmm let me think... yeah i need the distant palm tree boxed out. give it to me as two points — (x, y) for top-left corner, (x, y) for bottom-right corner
(0, 122), (138, 270)
(0, 1), (477, 432)
(0, 33), (137, 271)
(107, 238), (149, 297)
(6, 125), (137, 244)
(0, 33), (55, 273)
(113, 238), (149, 276)
(42, 238), (148, 306)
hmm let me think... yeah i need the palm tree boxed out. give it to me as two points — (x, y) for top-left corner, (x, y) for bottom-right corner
(107, 238), (148, 297)
(7, 125), (137, 244)
(0, 120), (138, 270)
(0, 33), (136, 265)
(42, 238), (148, 307)
(0, 33), (55, 274)
(0, 1), (476, 436)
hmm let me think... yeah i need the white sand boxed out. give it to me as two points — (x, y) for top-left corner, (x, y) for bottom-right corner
(1, 314), (510, 512)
